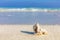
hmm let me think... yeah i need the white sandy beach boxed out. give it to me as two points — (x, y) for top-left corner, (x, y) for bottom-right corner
(0, 25), (60, 40)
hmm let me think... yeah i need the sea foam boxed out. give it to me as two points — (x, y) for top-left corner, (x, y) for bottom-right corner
(0, 8), (60, 12)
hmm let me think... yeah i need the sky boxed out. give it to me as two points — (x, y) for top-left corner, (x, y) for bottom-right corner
(0, 0), (60, 8)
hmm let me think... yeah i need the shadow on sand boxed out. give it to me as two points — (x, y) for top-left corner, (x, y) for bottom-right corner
(21, 31), (34, 35)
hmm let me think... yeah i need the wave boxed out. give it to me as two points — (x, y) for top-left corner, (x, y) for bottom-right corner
(0, 8), (60, 12)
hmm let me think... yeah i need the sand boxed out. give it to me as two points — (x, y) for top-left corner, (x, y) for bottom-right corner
(0, 24), (60, 40)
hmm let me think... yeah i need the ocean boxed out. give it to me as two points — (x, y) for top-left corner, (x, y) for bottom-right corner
(0, 10), (60, 24)
(0, 0), (60, 24)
